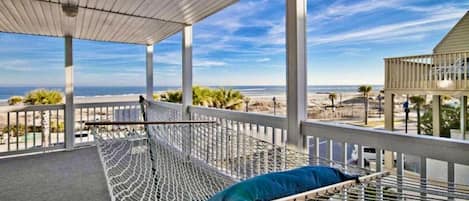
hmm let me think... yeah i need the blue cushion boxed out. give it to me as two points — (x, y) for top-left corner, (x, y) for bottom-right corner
(209, 166), (358, 201)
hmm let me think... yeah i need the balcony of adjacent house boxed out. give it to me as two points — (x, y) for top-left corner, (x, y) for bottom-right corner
(385, 51), (469, 93)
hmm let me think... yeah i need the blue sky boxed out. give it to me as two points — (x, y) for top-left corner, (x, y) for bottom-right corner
(0, 0), (467, 87)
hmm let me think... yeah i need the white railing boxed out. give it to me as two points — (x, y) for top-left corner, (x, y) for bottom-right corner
(0, 104), (66, 156)
(147, 101), (359, 181)
(303, 120), (469, 200)
(2, 99), (469, 199)
(74, 101), (140, 145)
(155, 102), (469, 199)
(188, 105), (293, 179)
(189, 105), (287, 146)
(0, 101), (140, 155)
(385, 51), (469, 90)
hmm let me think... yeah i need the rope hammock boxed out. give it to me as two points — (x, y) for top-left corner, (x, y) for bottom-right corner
(89, 99), (469, 201)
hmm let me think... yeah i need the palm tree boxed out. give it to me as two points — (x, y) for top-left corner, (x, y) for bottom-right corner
(409, 95), (426, 134)
(7, 96), (23, 105)
(358, 85), (373, 125)
(213, 88), (245, 110)
(328, 93), (337, 109)
(159, 87), (245, 110)
(193, 86), (214, 107)
(23, 89), (63, 147)
(160, 90), (182, 103)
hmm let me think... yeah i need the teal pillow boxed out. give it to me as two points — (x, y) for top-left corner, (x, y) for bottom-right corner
(209, 166), (358, 201)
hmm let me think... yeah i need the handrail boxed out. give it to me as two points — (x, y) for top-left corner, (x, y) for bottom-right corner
(384, 50), (469, 60)
(85, 120), (216, 126)
(148, 100), (183, 111)
(0, 104), (65, 113)
(189, 105), (287, 129)
(75, 101), (139, 108)
(0, 101), (140, 113)
(302, 120), (469, 165)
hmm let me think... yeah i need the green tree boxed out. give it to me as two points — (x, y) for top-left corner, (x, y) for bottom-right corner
(8, 96), (23, 105)
(24, 89), (63, 105)
(23, 89), (63, 146)
(160, 90), (182, 103)
(328, 92), (337, 108)
(193, 86), (215, 106)
(358, 85), (373, 125)
(153, 93), (161, 101)
(421, 105), (461, 137)
(409, 96), (426, 134)
(158, 86), (245, 110)
(212, 88), (245, 110)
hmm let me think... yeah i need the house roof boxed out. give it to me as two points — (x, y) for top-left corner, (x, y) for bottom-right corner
(0, 0), (237, 45)
(433, 11), (469, 53)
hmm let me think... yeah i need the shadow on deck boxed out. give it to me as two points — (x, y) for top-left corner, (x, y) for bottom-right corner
(0, 147), (110, 201)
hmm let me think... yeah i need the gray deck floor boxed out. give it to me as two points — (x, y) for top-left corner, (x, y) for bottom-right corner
(0, 147), (111, 201)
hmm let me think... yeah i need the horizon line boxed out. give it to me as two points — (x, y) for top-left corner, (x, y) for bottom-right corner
(0, 84), (385, 88)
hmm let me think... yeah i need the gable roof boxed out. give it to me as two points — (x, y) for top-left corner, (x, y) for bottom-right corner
(433, 11), (469, 53)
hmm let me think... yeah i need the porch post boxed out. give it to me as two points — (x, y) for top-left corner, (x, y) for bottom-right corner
(182, 26), (193, 120)
(286, 0), (307, 149)
(432, 95), (441, 137)
(461, 96), (467, 139)
(146, 44), (154, 100)
(384, 91), (394, 169)
(384, 91), (394, 131)
(64, 36), (74, 149)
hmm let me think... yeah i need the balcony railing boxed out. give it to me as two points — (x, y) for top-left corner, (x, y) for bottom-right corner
(1, 100), (469, 199)
(150, 100), (469, 200)
(385, 51), (469, 91)
(0, 101), (139, 156)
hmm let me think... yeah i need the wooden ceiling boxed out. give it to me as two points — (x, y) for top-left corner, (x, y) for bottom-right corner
(0, 0), (237, 45)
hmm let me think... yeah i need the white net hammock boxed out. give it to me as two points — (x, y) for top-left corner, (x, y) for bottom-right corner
(90, 99), (469, 201)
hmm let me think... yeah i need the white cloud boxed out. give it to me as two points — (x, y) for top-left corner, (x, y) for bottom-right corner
(310, 0), (402, 22)
(256, 58), (271, 62)
(194, 60), (226, 68)
(202, 0), (270, 33)
(0, 60), (35, 72)
(311, 10), (464, 45)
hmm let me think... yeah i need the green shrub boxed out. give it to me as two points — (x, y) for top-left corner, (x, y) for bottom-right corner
(24, 89), (63, 105)
(8, 96), (23, 105)
(50, 121), (65, 132)
(153, 93), (161, 101)
(421, 104), (464, 137)
(157, 86), (245, 110)
(2, 124), (26, 137)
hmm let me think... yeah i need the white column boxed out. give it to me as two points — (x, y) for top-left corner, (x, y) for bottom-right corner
(286, 0), (307, 149)
(461, 96), (467, 139)
(432, 95), (441, 137)
(64, 36), (74, 149)
(384, 91), (394, 169)
(182, 26), (193, 119)
(146, 44), (154, 100)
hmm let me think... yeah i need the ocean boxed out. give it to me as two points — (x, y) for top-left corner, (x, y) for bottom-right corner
(0, 85), (383, 101)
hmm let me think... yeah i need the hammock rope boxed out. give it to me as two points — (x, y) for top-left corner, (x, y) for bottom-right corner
(91, 100), (370, 201)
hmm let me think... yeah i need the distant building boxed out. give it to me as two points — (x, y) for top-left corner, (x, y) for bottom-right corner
(383, 11), (469, 184)
(384, 11), (469, 138)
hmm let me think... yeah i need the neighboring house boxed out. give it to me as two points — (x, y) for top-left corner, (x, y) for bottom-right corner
(384, 11), (469, 137)
(434, 12), (469, 54)
(383, 11), (469, 185)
